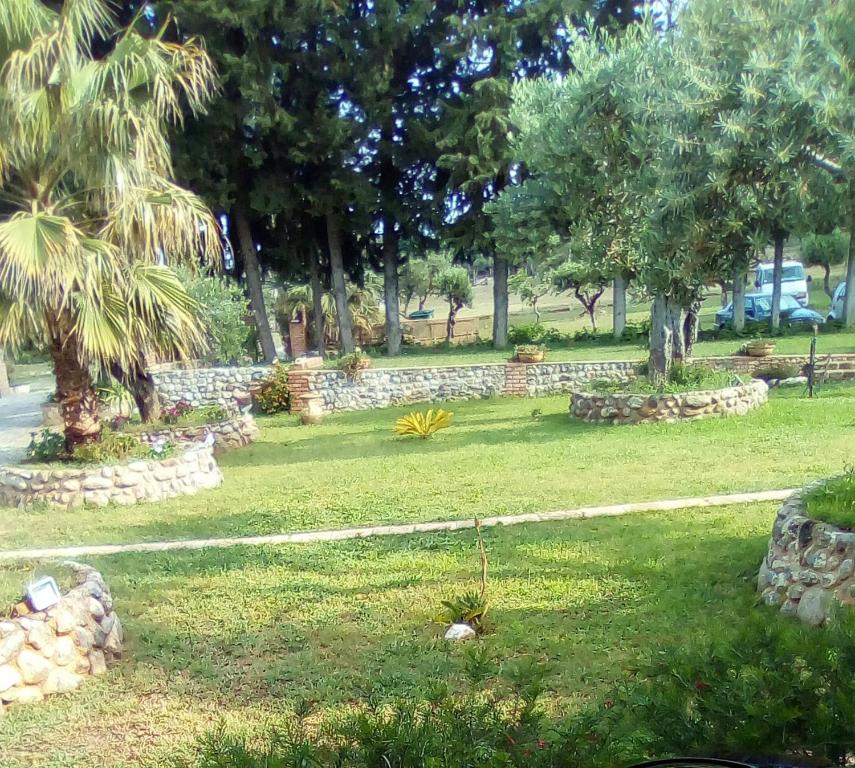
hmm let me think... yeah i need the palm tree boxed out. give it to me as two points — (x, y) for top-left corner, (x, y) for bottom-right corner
(0, 0), (220, 447)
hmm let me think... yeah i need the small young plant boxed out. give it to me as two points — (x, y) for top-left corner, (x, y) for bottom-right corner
(436, 517), (490, 633)
(27, 429), (65, 462)
(394, 408), (452, 439)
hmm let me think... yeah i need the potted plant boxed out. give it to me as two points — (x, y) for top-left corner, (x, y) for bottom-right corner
(741, 337), (776, 358)
(513, 344), (546, 363)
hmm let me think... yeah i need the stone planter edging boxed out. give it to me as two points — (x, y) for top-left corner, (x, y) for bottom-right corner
(0, 562), (121, 713)
(758, 482), (855, 626)
(138, 414), (259, 455)
(569, 379), (769, 424)
(0, 444), (223, 509)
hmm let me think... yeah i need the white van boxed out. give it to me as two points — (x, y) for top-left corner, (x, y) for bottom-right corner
(753, 260), (810, 306)
(828, 281), (847, 322)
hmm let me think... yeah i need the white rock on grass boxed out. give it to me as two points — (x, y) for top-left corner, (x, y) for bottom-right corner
(444, 623), (477, 642)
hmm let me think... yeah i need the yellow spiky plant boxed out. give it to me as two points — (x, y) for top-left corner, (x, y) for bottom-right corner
(393, 408), (453, 439)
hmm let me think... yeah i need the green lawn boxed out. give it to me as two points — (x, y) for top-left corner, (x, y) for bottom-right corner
(1, 384), (853, 551)
(0, 501), (781, 768)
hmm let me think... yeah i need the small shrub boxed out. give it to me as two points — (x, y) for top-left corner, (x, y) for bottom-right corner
(437, 590), (489, 632)
(146, 439), (176, 460)
(337, 351), (371, 380)
(109, 415), (131, 432)
(752, 363), (801, 382)
(194, 404), (230, 423)
(162, 400), (193, 425)
(394, 408), (452, 439)
(97, 378), (135, 415)
(508, 323), (547, 344)
(27, 429), (65, 461)
(254, 362), (291, 414)
(804, 467), (855, 530)
(71, 431), (141, 464)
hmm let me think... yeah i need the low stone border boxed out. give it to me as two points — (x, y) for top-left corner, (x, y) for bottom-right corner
(569, 379), (769, 424)
(0, 444), (222, 509)
(0, 562), (121, 712)
(138, 414), (259, 455)
(758, 483), (855, 626)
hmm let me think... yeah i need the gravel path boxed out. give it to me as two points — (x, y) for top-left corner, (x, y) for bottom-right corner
(0, 488), (793, 562)
(0, 390), (48, 465)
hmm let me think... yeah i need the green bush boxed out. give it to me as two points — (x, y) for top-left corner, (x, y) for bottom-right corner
(27, 429), (65, 461)
(804, 468), (855, 530)
(181, 268), (252, 364)
(255, 362), (291, 414)
(71, 431), (142, 464)
(508, 323), (563, 345)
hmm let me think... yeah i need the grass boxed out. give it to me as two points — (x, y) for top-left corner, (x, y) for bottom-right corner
(804, 469), (855, 530)
(0, 501), (783, 768)
(1, 383), (853, 550)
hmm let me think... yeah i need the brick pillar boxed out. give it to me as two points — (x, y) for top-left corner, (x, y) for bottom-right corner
(503, 363), (529, 397)
(288, 370), (311, 413)
(289, 319), (308, 359)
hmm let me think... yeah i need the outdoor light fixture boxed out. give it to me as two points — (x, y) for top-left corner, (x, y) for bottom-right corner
(26, 576), (61, 611)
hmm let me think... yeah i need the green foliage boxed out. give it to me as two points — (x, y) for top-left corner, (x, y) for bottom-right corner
(436, 590), (489, 633)
(254, 363), (291, 415)
(801, 232), (848, 269)
(513, 344), (545, 356)
(182, 270), (252, 365)
(399, 252), (451, 314)
(26, 430), (65, 462)
(507, 323), (563, 345)
(752, 363), (802, 382)
(337, 351), (372, 381)
(71, 431), (144, 465)
(435, 267), (473, 307)
(804, 468), (855, 530)
(97, 378), (135, 415)
(394, 409), (453, 439)
(589, 364), (735, 395)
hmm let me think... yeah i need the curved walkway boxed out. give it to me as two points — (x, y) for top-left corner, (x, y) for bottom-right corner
(0, 390), (48, 465)
(0, 488), (793, 561)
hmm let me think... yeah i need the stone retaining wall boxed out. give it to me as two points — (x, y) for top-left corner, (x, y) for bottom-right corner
(0, 444), (222, 508)
(569, 379), (769, 424)
(0, 562), (121, 713)
(758, 484), (855, 626)
(150, 353), (855, 414)
(139, 414), (260, 455)
(152, 365), (269, 407)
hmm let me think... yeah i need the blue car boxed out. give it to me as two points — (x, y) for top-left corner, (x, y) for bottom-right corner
(714, 293), (824, 330)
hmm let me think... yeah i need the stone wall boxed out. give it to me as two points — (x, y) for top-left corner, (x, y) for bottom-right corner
(0, 562), (121, 713)
(139, 414), (260, 455)
(0, 444), (222, 509)
(152, 365), (269, 407)
(570, 380), (769, 424)
(150, 354), (855, 414)
(758, 485), (855, 626)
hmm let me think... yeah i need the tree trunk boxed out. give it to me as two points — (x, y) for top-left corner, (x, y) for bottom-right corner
(50, 319), (100, 449)
(418, 295), (427, 312)
(822, 263), (832, 299)
(233, 204), (277, 363)
(492, 254), (509, 348)
(326, 212), (354, 354)
(0, 349), (10, 397)
(383, 223), (401, 356)
(771, 232), (785, 331)
(648, 293), (673, 385)
(533, 297), (541, 324)
(718, 280), (729, 308)
(612, 273), (627, 339)
(668, 302), (685, 363)
(683, 299), (701, 359)
(733, 268), (746, 332)
(308, 248), (325, 355)
(587, 302), (598, 333)
(845, 191), (855, 328)
(446, 300), (459, 343)
(110, 360), (161, 423)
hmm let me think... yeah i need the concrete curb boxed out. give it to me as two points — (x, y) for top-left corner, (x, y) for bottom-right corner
(0, 489), (794, 562)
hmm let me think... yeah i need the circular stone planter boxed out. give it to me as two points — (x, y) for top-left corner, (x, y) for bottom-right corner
(758, 483), (855, 626)
(0, 562), (122, 713)
(514, 352), (545, 364)
(0, 444), (222, 509)
(569, 379), (768, 425)
(743, 341), (776, 358)
(138, 413), (259, 456)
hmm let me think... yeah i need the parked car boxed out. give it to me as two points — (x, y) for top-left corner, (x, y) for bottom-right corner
(714, 293), (824, 329)
(752, 260), (810, 306)
(827, 281), (847, 322)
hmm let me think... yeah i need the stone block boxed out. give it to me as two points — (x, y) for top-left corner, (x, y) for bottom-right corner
(0, 665), (23, 693)
(42, 668), (82, 695)
(17, 648), (52, 684)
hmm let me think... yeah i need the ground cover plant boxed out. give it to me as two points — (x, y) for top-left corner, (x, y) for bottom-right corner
(587, 363), (736, 395)
(1, 383), (853, 549)
(0, 501), (791, 768)
(804, 468), (855, 530)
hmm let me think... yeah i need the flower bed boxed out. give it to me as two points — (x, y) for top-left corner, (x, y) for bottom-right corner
(569, 379), (768, 424)
(138, 413), (259, 455)
(758, 479), (855, 626)
(0, 444), (222, 508)
(0, 562), (121, 713)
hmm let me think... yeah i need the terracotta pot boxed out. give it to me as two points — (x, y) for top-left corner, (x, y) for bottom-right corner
(744, 342), (776, 358)
(514, 351), (545, 364)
